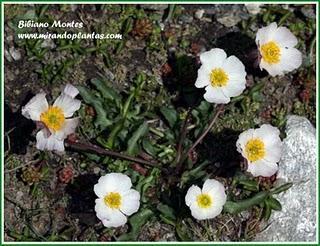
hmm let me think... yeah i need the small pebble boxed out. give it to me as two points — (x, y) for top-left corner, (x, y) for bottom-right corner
(41, 39), (56, 49)
(245, 4), (262, 15)
(195, 9), (205, 19)
(9, 47), (21, 61)
(93, 167), (101, 174)
(4, 49), (12, 62)
(16, 191), (24, 201)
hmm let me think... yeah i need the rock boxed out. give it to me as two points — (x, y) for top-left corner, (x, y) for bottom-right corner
(70, 4), (78, 12)
(140, 4), (168, 11)
(195, 9), (205, 19)
(301, 6), (316, 19)
(245, 4), (262, 15)
(159, 23), (165, 31)
(217, 15), (241, 27)
(93, 167), (100, 175)
(4, 48), (13, 62)
(31, 213), (51, 236)
(41, 39), (56, 49)
(179, 15), (194, 24)
(255, 115), (316, 242)
(138, 221), (177, 241)
(9, 47), (21, 61)
(214, 5), (249, 27)
(6, 35), (13, 42)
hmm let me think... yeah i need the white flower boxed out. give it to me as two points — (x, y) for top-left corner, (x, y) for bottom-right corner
(94, 173), (140, 228)
(22, 84), (81, 152)
(236, 124), (283, 177)
(195, 48), (246, 104)
(256, 22), (302, 76)
(185, 179), (227, 220)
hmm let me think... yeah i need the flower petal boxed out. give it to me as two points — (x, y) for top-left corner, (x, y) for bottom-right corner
(54, 117), (79, 140)
(222, 79), (246, 97)
(36, 129), (49, 150)
(94, 173), (132, 198)
(202, 179), (227, 208)
(274, 26), (298, 47)
(236, 128), (255, 155)
(36, 130), (64, 152)
(189, 202), (223, 220)
(254, 124), (281, 148)
(63, 84), (79, 98)
(247, 159), (278, 177)
(259, 59), (284, 76)
(222, 55), (246, 78)
(189, 204), (209, 220)
(120, 189), (140, 216)
(277, 47), (302, 73)
(95, 198), (114, 220)
(46, 135), (65, 152)
(53, 94), (81, 118)
(185, 185), (201, 207)
(256, 22), (278, 46)
(21, 93), (48, 121)
(264, 145), (282, 163)
(200, 48), (227, 70)
(195, 65), (210, 88)
(204, 86), (230, 104)
(95, 199), (128, 228)
(101, 211), (127, 228)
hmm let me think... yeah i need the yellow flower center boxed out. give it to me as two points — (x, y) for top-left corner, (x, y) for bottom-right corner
(104, 192), (122, 209)
(245, 138), (266, 162)
(40, 106), (65, 132)
(210, 68), (229, 87)
(260, 41), (281, 64)
(196, 193), (213, 209)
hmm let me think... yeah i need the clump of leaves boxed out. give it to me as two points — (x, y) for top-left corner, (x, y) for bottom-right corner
(76, 61), (296, 239)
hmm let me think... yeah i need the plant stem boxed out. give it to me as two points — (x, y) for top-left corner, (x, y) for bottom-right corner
(65, 139), (159, 168)
(175, 105), (224, 173)
(187, 104), (224, 156)
(175, 107), (193, 172)
(176, 108), (192, 162)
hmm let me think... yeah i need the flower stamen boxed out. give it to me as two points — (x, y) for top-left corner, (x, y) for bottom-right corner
(245, 138), (266, 162)
(40, 106), (65, 132)
(104, 192), (122, 209)
(210, 68), (229, 87)
(196, 193), (213, 209)
(260, 41), (281, 64)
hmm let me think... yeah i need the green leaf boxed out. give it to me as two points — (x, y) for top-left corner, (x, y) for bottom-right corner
(106, 120), (125, 148)
(180, 161), (210, 186)
(118, 208), (154, 241)
(160, 106), (178, 128)
(84, 153), (101, 162)
(231, 95), (245, 103)
(127, 122), (149, 155)
(263, 202), (272, 220)
(121, 75), (146, 118)
(266, 197), (282, 211)
(142, 139), (158, 157)
(270, 182), (293, 195)
(223, 191), (269, 214)
(157, 203), (176, 226)
(238, 180), (259, 192)
(77, 86), (112, 129)
(176, 219), (192, 241)
(122, 17), (133, 34)
(136, 168), (160, 203)
(91, 78), (120, 102)
(249, 81), (265, 95)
